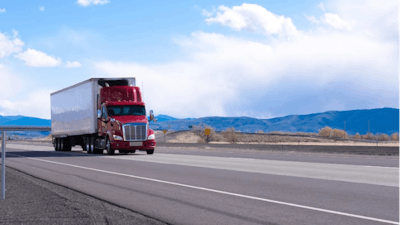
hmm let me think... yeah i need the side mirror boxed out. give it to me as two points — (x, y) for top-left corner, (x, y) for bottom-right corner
(149, 110), (154, 121)
(97, 109), (102, 119)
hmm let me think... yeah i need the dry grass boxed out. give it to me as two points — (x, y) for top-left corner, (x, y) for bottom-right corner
(221, 127), (238, 143)
(362, 133), (375, 140)
(352, 133), (361, 139)
(391, 133), (399, 141)
(377, 133), (389, 141)
(192, 124), (224, 143)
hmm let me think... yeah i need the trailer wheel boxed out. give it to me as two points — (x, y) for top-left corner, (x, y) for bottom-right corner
(106, 137), (114, 155)
(55, 138), (59, 151)
(81, 137), (87, 151)
(86, 137), (92, 154)
(146, 150), (154, 155)
(60, 138), (64, 151)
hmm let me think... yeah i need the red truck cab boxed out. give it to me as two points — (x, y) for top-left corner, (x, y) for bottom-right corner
(97, 83), (156, 155)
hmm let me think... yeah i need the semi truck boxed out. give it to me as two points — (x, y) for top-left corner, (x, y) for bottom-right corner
(50, 78), (156, 155)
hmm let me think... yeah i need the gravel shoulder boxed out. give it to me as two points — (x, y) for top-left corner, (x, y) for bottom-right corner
(0, 166), (167, 225)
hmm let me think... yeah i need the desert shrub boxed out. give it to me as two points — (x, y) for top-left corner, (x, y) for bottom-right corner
(352, 133), (361, 139)
(377, 133), (389, 141)
(222, 127), (238, 143)
(318, 126), (332, 137)
(331, 129), (347, 139)
(362, 133), (376, 140)
(391, 133), (399, 141)
(192, 124), (222, 142)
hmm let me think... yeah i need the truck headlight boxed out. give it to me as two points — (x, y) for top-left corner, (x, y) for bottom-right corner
(113, 135), (123, 141)
(147, 134), (155, 140)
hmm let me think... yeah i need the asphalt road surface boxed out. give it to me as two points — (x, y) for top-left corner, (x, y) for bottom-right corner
(1, 142), (399, 225)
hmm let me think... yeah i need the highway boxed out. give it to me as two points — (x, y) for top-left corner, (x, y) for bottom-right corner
(2, 142), (399, 225)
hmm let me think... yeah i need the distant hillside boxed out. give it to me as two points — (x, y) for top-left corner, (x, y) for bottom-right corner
(0, 115), (51, 138)
(1, 108), (398, 139)
(0, 115), (51, 126)
(153, 114), (177, 122)
(151, 108), (399, 135)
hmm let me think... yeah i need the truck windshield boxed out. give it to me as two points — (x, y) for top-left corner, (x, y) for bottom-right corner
(108, 106), (145, 116)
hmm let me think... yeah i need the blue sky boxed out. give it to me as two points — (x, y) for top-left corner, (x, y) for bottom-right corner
(0, 0), (398, 119)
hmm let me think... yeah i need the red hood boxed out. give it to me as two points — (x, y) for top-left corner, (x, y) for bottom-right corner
(112, 115), (148, 124)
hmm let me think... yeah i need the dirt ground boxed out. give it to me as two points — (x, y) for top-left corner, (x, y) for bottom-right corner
(166, 131), (399, 147)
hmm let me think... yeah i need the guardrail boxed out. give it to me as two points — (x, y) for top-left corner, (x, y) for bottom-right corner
(0, 126), (51, 200)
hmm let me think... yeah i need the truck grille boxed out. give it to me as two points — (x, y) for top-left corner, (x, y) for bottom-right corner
(123, 124), (147, 141)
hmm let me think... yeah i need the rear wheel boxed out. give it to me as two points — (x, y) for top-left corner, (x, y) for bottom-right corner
(86, 137), (92, 154)
(55, 138), (59, 151)
(60, 138), (64, 151)
(106, 137), (114, 155)
(146, 149), (154, 155)
(82, 137), (87, 151)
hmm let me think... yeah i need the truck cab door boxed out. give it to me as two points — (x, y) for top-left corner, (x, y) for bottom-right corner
(98, 106), (107, 136)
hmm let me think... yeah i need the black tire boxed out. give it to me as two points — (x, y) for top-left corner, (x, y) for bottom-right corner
(106, 137), (114, 155)
(146, 150), (154, 155)
(87, 137), (92, 154)
(55, 138), (59, 151)
(81, 136), (87, 151)
(91, 137), (102, 154)
(60, 138), (64, 151)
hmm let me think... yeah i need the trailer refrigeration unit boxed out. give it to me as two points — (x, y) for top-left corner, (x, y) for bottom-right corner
(50, 78), (156, 155)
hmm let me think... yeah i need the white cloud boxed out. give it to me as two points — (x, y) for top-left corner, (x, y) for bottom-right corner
(205, 3), (298, 37)
(77, 0), (109, 7)
(0, 8), (5, 13)
(0, 31), (24, 58)
(39, 6), (45, 11)
(65, 61), (82, 68)
(318, 3), (325, 12)
(0, 89), (53, 119)
(0, 64), (53, 119)
(308, 13), (352, 31)
(96, 1), (398, 118)
(15, 48), (62, 67)
(0, 64), (24, 100)
(322, 13), (352, 30)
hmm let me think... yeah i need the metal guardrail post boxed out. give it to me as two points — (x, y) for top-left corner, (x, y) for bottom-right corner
(0, 126), (51, 200)
(2, 131), (5, 200)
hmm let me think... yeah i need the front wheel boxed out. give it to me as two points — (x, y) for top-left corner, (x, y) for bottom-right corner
(106, 137), (114, 155)
(146, 150), (154, 155)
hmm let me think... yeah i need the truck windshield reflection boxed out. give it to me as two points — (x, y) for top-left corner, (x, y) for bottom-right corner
(108, 106), (146, 116)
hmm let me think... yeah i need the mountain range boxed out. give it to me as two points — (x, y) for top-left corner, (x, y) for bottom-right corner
(0, 108), (398, 139)
(150, 108), (399, 135)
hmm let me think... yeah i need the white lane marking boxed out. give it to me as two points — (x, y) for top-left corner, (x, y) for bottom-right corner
(7, 152), (400, 225)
